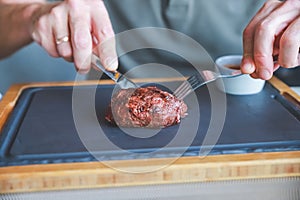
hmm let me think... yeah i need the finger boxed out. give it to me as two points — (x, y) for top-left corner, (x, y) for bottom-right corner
(274, 62), (281, 71)
(250, 72), (259, 79)
(51, 5), (73, 62)
(272, 28), (284, 54)
(278, 18), (300, 68)
(253, 1), (300, 79)
(241, 55), (255, 74)
(91, 1), (118, 71)
(241, 0), (282, 75)
(32, 14), (59, 57)
(250, 55), (282, 79)
(69, 6), (92, 74)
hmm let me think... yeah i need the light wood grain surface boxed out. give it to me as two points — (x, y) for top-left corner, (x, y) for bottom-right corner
(0, 152), (299, 193)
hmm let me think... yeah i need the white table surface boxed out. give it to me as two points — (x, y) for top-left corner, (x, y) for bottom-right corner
(0, 177), (299, 200)
(292, 87), (300, 96)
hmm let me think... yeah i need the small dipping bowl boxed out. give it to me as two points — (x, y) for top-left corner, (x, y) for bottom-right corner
(215, 55), (265, 95)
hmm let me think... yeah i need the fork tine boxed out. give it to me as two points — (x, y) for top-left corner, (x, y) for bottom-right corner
(173, 79), (191, 98)
(177, 89), (192, 100)
(175, 73), (207, 99)
(174, 76), (196, 94)
(174, 79), (193, 97)
(174, 75), (200, 99)
(174, 69), (242, 99)
(173, 80), (188, 95)
(175, 84), (190, 99)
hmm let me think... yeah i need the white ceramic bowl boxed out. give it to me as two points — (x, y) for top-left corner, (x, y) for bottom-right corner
(215, 55), (265, 95)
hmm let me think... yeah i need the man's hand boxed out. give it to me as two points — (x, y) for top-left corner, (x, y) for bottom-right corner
(241, 0), (300, 80)
(30, 0), (118, 73)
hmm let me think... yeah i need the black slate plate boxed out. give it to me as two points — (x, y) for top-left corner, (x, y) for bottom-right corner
(0, 82), (300, 167)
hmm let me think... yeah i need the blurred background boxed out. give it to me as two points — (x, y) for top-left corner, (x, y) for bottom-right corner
(0, 43), (76, 95)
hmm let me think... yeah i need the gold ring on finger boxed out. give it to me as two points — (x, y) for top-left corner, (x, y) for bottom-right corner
(55, 35), (69, 45)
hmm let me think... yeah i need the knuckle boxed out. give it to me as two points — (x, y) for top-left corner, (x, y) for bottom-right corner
(74, 34), (91, 49)
(263, 0), (282, 10)
(67, 0), (79, 9)
(34, 16), (47, 32)
(253, 52), (269, 60)
(283, 0), (300, 9)
(72, 19), (92, 48)
(256, 19), (273, 34)
(280, 33), (297, 48)
(49, 6), (62, 20)
(253, 53), (270, 66)
(67, 0), (88, 12)
(263, 0), (275, 8)
(98, 26), (114, 40)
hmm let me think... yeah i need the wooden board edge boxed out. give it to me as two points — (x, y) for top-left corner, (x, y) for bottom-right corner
(0, 151), (299, 194)
(269, 76), (300, 102)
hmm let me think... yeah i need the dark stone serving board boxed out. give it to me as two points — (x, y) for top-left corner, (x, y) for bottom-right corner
(0, 81), (300, 167)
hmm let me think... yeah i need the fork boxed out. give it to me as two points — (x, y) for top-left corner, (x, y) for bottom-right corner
(173, 70), (242, 100)
(91, 54), (138, 89)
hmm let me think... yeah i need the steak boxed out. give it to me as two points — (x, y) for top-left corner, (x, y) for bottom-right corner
(105, 86), (188, 128)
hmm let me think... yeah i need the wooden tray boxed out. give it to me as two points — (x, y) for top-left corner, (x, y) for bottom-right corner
(0, 77), (299, 193)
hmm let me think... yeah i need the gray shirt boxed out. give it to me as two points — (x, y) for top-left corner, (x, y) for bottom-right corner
(90, 0), (265, 78)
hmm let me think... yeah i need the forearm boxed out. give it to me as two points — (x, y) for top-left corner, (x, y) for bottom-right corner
(0, 1), (46, 59)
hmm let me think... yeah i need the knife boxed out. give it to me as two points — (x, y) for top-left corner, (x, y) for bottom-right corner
(91, 54), (138, 89)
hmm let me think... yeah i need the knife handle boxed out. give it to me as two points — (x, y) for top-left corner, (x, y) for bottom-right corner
(91, 54), (120, 82)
